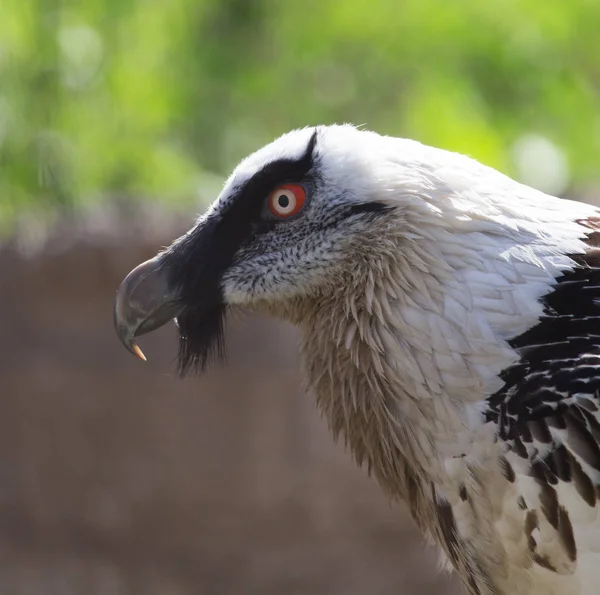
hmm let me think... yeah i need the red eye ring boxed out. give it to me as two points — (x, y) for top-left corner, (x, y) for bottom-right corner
(268, 184), (307, 219)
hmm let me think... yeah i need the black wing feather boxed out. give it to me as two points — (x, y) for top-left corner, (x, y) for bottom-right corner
(482, 234), (600, 574)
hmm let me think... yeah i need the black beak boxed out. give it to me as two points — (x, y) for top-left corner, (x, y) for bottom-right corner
(113, 255), (184, 361)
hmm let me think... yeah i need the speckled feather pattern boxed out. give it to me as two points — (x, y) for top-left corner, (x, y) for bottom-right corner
(170, 125), (600, 595)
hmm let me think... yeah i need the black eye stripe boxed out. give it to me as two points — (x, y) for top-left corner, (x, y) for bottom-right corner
(228, 130), (318, 220)
(347, 202), (392, 216)
(163, 128), (319, 376)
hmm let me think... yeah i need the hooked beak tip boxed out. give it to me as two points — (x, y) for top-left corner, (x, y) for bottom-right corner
(113, 255), (183, 362)
(114, 315), (148, 362)
(132, 343), (147, 362)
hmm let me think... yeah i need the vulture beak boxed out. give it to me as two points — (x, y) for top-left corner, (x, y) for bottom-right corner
(113, 255), (184, 361)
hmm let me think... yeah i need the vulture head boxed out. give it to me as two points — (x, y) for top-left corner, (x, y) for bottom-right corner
(114, 123), (593, 496)
(115, 125), (409, 372)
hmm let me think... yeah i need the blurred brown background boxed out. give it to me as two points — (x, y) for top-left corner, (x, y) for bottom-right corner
(0, 211), (462, 594)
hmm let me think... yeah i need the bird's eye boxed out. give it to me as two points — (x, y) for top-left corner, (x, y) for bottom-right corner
(268, 184), (306, 219)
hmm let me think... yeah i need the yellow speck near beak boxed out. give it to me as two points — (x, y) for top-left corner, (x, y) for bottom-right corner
(132, 343), (147, 362)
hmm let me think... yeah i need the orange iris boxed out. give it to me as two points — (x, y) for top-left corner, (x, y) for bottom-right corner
(268, 184), (307, 218)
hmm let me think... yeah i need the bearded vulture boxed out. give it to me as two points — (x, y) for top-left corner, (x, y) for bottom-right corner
(114, 125), (600, 595)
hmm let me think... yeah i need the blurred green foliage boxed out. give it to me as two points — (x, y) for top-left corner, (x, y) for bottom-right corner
(0, 0), (599, 229)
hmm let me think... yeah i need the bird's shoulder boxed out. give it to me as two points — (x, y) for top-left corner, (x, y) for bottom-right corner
(485, 223), (600, 481)
(472, 220), (600, 593)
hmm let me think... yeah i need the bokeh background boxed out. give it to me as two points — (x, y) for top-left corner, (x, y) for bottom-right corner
(1, 1), (600, 594)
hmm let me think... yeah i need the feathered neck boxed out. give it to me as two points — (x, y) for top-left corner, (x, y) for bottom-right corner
(292, 192), (595, 507)
(294, 231), (480, 500)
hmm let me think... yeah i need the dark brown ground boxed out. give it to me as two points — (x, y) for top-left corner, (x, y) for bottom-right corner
(0, 212), (463, 594)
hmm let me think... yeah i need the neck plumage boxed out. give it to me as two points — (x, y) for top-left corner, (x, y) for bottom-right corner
(295, 202), (594, 518)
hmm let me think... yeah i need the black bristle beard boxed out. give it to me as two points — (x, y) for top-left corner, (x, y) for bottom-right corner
(164, 129), (320, 377)
(175, 303), (228, 377)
